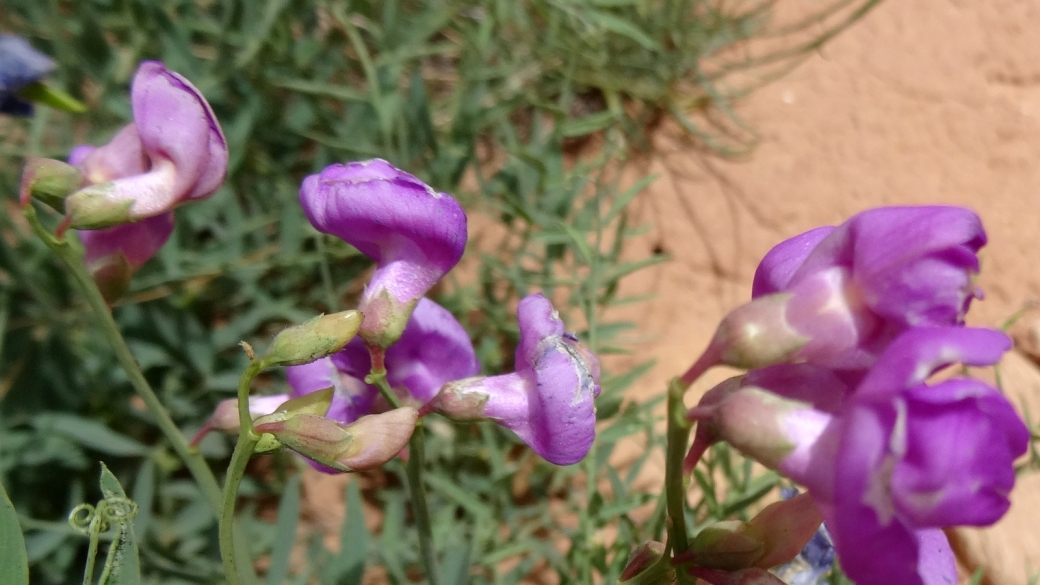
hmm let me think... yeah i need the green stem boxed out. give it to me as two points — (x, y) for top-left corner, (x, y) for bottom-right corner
(366, 346), (439, 585)
(219, 361), (264, 585)
(406, 424), (441, 585)
(22, 205), (224, 515)
(664, 377), (695, 585)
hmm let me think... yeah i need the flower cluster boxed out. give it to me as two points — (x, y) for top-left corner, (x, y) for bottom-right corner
(199, 159), (601, 470)
(679, 207), (1029, 585)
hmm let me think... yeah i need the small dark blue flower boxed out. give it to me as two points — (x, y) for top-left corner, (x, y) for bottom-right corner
(0, 34), (55, 116)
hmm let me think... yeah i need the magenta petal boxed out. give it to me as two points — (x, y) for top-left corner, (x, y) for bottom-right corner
(79, 212), (174, 270)
(856, 327), (1011, 400)
(793, 206), (986, 327)
(742, 364), (854, 414)
(752, 226), (834, 298)
(299, 160), (467, 305)
(890, 379), (1028, 526)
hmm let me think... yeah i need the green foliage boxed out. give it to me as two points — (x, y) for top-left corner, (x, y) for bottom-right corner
(0, 0), (878, 583)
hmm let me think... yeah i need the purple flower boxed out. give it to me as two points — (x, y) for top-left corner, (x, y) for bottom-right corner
(687, 327), (1028, 585)
(683, 207), (986, 382)
(0, 34), (55, 116)
(64, 61), (228, 230)
(423, 294), (601, 465)
(298, 160), (467, 348)
(283, 298), (478, 472)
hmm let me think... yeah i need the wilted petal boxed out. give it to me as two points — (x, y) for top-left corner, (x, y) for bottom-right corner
(425, 293), (600, 465)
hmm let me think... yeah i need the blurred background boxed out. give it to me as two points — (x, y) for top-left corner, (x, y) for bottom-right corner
(2, 1), (1038, 584)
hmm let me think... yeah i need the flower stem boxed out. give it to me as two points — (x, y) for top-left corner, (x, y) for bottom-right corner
(219, 361), (264, 585)
(22, 205), (225, 514)
(406, 424), (441, 585)
(366, 346), (440, 585)
(664, 376), (695, 585)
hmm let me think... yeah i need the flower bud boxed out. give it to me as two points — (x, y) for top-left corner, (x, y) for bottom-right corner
(260, 311), (364, 368)
(251, 388), (335, 427)
(681, 521), (764, 571)
(254, 407), (418, 472)
(619, 541), (667, 582)
(19, 158), (83, 211)
(190, 393), (290, 446)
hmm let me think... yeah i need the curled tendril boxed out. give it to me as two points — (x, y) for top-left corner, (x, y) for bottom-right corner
(68, 497), (139, 536)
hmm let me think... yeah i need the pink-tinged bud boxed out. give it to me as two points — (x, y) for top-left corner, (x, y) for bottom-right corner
(686, 567), (786, 585)
(19, 157), (83, 210)
(191, 393), (290, 446)
(64, 61), (227, 229)
(260, 311), (364, 368)
(254, 407), (417, 472)
(744, 493), (824, 569)
(679, 495), (826, 572)
(419, 376), (489, 419)
(619, 541), (667, 582)
(298, 160), (467, 349)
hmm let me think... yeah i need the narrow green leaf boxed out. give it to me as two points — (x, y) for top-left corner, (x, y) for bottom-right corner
(266, 474), (301, 585)
(322, 481), (368, 585)
(0, 480), (29, 585)
(586, 10), (660, 50)
(33, 414), (148, 456)
(16, 82), (87, 113)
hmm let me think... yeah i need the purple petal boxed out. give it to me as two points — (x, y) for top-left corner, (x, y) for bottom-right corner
(515, 293), (567, 366)
(890, 379), (1028, 526)
(75, 125), (148, 183)
(132, 61), (227, 205)
(743, 364), (858, 414)
(914, 529), (958, 585)
(436, 294), (599, 465)
(285, 356), (376, 425)
(383, 297), (480, 403)
(752, 226), (834, 298)
(78, 212), (174, 271)
(792, 206), (986, 327)
(0, 34), (55, 116)
(856, 327), (1011, 400)
(292, 298), (477, 409)
(299, 160), (467, 305)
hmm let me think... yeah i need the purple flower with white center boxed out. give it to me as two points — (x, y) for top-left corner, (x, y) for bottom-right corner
(63, 61), (228, 230)
(682, 207), (986, 383)
(423, 293), (601, 466)
(298, 160), (467, 348)
(0, 34), (55, 116)
(59, 62), (226, 300)
(686, 326), (1029, 585)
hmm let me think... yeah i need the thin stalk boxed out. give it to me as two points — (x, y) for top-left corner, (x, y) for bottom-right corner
(366, 346), (440, 585)
(219, 361), (264, 585)
(405, 425), (440, 585)
(664, 377), (695, 585)
(22, 205), (224, 514)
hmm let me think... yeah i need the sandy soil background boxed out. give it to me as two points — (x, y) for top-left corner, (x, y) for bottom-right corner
(610, 0), (1040, 582)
